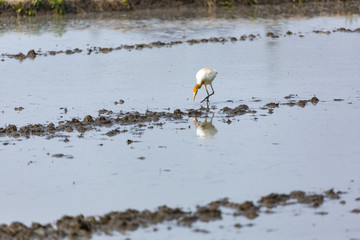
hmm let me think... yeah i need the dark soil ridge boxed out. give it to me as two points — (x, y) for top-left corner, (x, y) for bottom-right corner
(2, 34), (260, 61)
(0, 105), (255, 139)
(2, 27), (360, 62)
(0, 189), (344, 240)
(0, 0), (359, 16)
(0, 97), (321, 139)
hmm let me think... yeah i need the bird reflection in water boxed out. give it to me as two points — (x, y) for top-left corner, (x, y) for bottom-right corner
(193, 117), (218, 139)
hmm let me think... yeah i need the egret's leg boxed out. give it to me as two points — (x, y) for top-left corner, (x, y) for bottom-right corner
(209, 84), (215, 97)
(200, 85), (211, 103)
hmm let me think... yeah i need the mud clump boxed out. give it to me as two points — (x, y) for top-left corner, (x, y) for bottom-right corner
(5, 124), (17, 133)
(52, 154), (74, 159)
(195, 206), (221, 222)
(258, 193), (291, 208)
(14, 107), (24, 111)
(259, 190), (331, 209)
(325, 189), (342, 199)
(99, 47), (114, 53)
(26, 50), (37, 59)
(278, 96), (320, 108)
(290, 191), (324, 208)
(209, 199), (259, 220)
(264, 102), (279, 108)
(351, 209), (360, 214)
(313, 30), (331, 35)
(83, 115), (94, 124)
(310, 96), (319, 104)
(106, 128), (127, 137)
(266, 32), (279, 38)
(221, 105), (256, 117)
(333, 27), (360, 33)
(297, 100), (307, 108)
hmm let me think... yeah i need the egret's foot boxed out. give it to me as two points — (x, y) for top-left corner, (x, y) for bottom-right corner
(200, 96), (210, 103)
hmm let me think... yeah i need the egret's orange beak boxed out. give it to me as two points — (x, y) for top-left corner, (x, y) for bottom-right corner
(193, 84), (199, 101)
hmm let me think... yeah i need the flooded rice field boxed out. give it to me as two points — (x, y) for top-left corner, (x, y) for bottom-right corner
(1, 4), (360, 239)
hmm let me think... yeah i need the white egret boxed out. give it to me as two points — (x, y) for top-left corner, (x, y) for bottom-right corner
(193, 67), (217, 103)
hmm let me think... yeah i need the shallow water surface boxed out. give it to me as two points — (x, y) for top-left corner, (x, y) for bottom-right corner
(1, 9), (360, 239)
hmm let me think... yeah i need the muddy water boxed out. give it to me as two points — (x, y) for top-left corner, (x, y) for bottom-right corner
(1, 9), (360, 240)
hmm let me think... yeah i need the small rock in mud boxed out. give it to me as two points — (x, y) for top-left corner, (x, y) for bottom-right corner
(351, 209), (360, 214)
(83, 115), (94, 124)
(281, 101), (296, 107)
(313, 30), (331, 35)
(325, 189), (341, 199)
(234, 223), (242, 228)
(98, 109), (113, 115)
(27, 50), (37, 59)
(5, 124), (17, 133)
(14, 107), (24, 111)
(52, 154), (74, 159)
(284, 94), (297, 99)
(315, 211), (328, 215)
(297, 100), (308, 108)
(265, 102), (279, 108)
(106, 129), (121, 137)
(193, 228), (209, 233)
(333, 98), (344, 101)
(64, 127), (73, 133)
(265, 32), (279, 38)
(310, 96), (319, 104)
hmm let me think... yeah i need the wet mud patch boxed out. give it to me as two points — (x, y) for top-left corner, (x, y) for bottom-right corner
(0, 95), (327, 140)
(0, 189), (347, 239)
